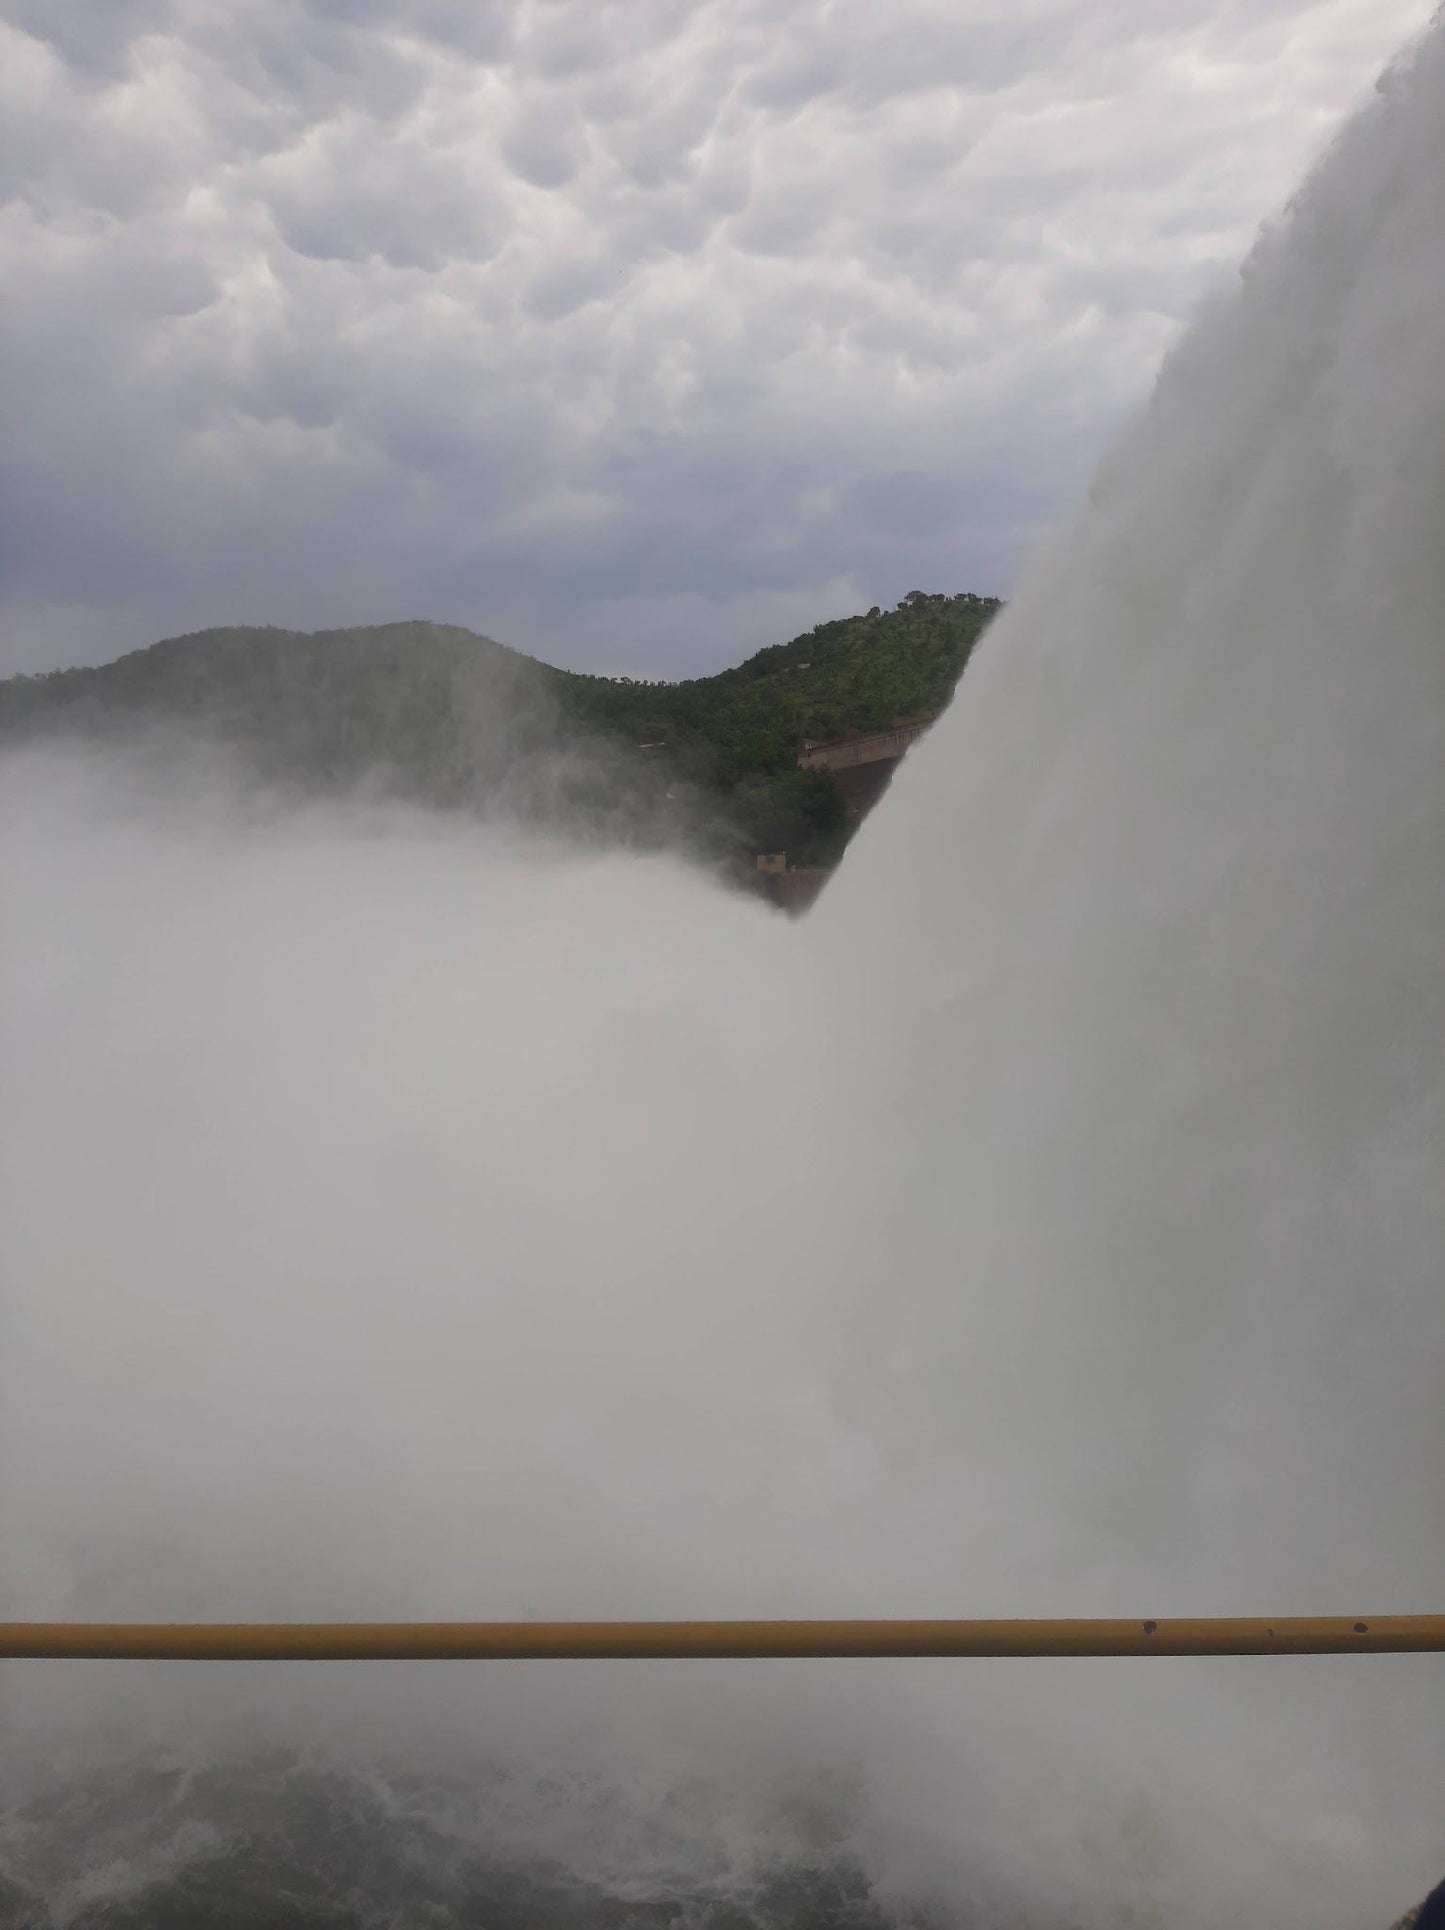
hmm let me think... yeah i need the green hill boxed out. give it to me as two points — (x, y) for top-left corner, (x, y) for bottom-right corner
(0, 591), (999, 884)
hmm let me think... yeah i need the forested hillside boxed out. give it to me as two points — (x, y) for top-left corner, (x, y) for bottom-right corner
(0, 592), (999, 882)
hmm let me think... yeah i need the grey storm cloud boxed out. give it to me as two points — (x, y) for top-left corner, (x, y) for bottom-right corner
(0, 0), (1436, 676)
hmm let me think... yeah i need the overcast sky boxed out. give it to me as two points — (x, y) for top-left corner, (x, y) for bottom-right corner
(1, 0), (1435, 678)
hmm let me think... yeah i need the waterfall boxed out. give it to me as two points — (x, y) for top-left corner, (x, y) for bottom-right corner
(2, 20), (1441, 1930)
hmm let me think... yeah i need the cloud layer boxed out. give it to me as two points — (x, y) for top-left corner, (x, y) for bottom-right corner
(1, 0), (1435, 675)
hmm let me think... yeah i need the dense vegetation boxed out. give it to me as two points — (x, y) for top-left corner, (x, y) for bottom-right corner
(0, 591), (999, 885)
(564, 590), (998, 866)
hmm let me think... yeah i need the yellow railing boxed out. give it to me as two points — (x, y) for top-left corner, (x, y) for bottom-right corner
(3, 1615), (1443, 1660)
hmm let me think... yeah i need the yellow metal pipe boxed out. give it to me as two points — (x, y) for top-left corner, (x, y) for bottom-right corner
(2, 1615), (1443, 1661)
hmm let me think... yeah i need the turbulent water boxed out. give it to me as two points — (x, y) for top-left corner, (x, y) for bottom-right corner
(3, 20), (1443, 1930)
